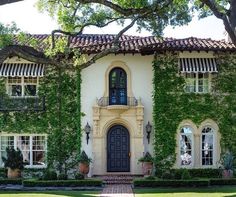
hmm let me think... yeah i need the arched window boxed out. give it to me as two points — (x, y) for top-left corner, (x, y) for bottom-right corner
(201, 127), (214, 165)
(109, 67), (127, 105)
(180, 126), (193, 166)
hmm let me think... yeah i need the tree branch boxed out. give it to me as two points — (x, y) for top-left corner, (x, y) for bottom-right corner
(0, 0), (23, 5)
(79, 16), (139, 70)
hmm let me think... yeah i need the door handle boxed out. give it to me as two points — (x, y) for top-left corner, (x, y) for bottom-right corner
(129, 152), (131, 157)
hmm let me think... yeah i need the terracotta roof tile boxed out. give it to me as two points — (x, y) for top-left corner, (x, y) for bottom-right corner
(14, 34), (236, 54)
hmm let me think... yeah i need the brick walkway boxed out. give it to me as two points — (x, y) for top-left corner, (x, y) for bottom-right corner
(100, 184), (134, 197)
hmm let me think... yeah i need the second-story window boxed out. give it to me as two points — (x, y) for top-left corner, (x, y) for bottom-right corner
(180, 58), (218, 94)
(109, 67), (127, 105)
(184, 73), (210, 93)
(7, 77), (38, 97)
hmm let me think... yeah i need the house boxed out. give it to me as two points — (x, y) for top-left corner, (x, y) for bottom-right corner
(0, 34), (235, 177)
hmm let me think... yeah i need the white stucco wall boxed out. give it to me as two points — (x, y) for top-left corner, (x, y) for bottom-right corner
(81, 54), (154, 175)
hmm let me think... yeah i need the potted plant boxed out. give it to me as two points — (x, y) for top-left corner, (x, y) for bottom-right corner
(138, 152), (154, 176)
(78, 151), (92, 175)
(220, 151), (234, 179)
(2, 147), (24, 179)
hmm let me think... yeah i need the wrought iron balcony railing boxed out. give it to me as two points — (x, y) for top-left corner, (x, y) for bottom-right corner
(97, 97), (138, 107)
(0, 96), (46, 112)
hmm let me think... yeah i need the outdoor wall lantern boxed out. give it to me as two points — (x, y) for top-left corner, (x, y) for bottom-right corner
(84, 122), (91, 144)
(146, 121), (152, 144)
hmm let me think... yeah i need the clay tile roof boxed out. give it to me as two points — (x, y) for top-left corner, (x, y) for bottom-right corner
(13, 34), (236, 54)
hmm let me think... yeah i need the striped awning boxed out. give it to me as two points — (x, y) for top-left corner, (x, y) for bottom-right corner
(0, 63), (45, 77)
(179, 58), (218, 73)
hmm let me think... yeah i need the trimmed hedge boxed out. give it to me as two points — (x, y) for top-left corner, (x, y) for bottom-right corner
(170, 169), (220, 179)
(23, 179), (103, 187)
(0, 179), (22, 185)
(133, 179), (209, 187)
(210, 178), (236, 185)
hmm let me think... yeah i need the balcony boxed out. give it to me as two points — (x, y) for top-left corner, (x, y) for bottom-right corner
(0, 96), (46, 112)
(97, 97), (138, 107)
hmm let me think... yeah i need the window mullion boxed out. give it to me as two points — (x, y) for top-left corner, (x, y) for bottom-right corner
(22, 76), (24, 96)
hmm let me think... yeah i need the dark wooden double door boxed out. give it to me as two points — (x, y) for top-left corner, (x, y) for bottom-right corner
(107, 125), (130, 172)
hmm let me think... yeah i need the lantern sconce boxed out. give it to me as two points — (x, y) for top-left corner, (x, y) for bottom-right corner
(84, 122), (91, 144)
(146, 121), (152, 144)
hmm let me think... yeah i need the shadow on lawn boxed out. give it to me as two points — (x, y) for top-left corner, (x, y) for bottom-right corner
(0, 191), (100, 197)
(135, 187), (236, 194)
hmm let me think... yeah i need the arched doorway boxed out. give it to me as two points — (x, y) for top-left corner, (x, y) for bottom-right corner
(109, 67), (127, 105)
(107, 125), (130, 172)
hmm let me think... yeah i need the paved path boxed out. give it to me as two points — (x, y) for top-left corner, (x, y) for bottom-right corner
(100, 184), (134, 197)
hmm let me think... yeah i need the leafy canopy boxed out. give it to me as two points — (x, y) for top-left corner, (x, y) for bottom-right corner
(37, 0), (192, 35)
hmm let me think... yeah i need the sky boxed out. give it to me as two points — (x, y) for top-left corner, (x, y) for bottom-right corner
(0, 0), (227, 41)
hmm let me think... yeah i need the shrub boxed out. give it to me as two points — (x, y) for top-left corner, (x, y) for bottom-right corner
(171, 168), (220, 179)
(42, 170), (57, 180)
(58, 173), (68, 180)
(161, 171), (173, 180)
(133, 179), (209, 187)
(0, 179), (22, 185)
(210, 178), (236, 185)
(145, 176), (156, 180)
(75, 173), (84, 180)
(2, 147), (24, 170)
(78, 151), (92, 165)
(138, 152), (153, 163)
(23, 179), (103, 187)
(181, 169), (191, 180)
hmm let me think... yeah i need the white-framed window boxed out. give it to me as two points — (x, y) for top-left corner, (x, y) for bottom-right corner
(180, 126), (193, 166)
(0, 134), (47, 168)
(184, 73), (210, 93)
(201, 127), (214, 166)
(7, 77), (39, 97)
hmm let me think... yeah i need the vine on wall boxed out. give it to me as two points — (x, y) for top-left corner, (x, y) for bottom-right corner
(153, 53), (236, 176)
(0, 65), (82, 174)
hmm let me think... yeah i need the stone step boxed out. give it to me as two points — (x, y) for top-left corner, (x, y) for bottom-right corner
(94, 174), (143, 184)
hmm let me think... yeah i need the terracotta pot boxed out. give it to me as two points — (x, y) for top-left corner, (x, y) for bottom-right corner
(7, 168), (21, 179)
(142, 162), (153, 176)
(222, 169), (233, 179)
(79, 162), (90, 175)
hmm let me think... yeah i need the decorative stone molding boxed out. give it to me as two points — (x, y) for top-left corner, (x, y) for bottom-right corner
(92, 99), (145, 175)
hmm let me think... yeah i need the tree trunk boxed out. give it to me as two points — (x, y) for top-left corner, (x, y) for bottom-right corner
(228, 1), (236, 45)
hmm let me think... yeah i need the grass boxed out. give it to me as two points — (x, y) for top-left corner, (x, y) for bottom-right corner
(134, 186), (236, 197)
(0, 191), (100, 197)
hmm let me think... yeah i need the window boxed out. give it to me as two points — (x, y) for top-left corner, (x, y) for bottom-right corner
(201, 127), (214, 166)
(180, 127), (193, 166)
(0, 135), (46, 168)
(109, 67), (127, 105)
(7, 77), (38, 97)
(184, 73), (210, 93)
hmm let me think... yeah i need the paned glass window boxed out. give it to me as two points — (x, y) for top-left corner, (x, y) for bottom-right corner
(184, 73), (210, 93)
(201, 127), (214, 166)
(180, 127), (193, 166)
(0, 135), (46, 167)
(7, 77), (38, 97)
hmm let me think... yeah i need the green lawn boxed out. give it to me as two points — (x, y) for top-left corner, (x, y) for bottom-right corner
(0, 191), (99, 197)
(134, 186), (236, 197)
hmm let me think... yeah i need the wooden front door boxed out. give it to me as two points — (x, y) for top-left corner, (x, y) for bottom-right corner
(107, 125), (130, 172)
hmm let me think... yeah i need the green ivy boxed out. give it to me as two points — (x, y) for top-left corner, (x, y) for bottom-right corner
(153, 53), (236, 176)
(0, 65), (82, 174)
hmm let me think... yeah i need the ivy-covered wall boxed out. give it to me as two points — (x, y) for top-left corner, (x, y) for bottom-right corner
(153, 53), (236, 175)
(0, 65), (82, 174)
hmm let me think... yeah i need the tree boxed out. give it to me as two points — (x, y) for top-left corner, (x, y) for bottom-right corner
(195, 0), (236, 45)
(36, 0), (192, 69)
